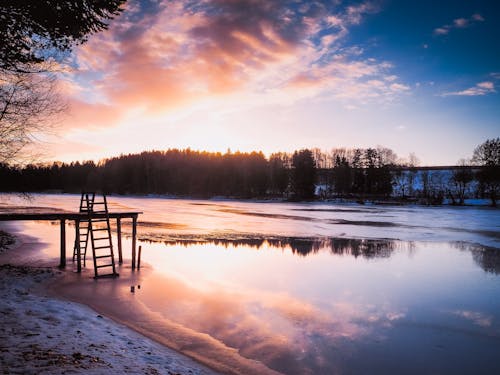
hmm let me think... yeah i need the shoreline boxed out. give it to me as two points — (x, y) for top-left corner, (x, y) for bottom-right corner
(1, 199), (499, 374)
(0, 226), (219, 375)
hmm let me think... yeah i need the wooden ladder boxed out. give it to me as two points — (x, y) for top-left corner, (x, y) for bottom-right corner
(72, 192), (93, 268)
(84, 192), (118, 278)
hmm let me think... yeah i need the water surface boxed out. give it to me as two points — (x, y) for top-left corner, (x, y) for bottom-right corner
(1, 194), (499, 374)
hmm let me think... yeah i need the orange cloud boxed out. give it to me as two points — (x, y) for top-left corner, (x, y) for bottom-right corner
(66, 99), (120, 129)
(62, 0), (408, 131)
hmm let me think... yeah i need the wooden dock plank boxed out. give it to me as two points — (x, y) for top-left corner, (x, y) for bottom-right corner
(0, 212), (141, 221)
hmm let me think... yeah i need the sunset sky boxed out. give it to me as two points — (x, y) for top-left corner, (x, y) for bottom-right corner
(45, 0), (500, 165)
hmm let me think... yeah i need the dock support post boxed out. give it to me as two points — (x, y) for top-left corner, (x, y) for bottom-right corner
(76, 220), (81, 272)
(117, 218), (123, 264)
(131, 216), (137, 270)
(59, 219), (66, 268)
(137, 245), (142, 269)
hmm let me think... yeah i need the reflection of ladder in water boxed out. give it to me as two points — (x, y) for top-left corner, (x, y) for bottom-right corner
(76, 192), (118, 278)
(72, 192), (92, 268)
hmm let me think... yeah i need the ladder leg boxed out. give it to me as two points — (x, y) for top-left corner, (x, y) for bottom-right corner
(76, 220), (81, 273)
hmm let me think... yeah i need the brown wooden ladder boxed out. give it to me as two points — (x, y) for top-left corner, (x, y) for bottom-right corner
(72, 192), (93, 268)
(83, 192), (118, 278)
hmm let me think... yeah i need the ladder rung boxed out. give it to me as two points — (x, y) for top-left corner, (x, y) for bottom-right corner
(93, 237), (110, 241)
(93, 245), (111, 250)
(95, 255), (112, 259)
(92, 228), (108, 232)
(96, 264), (114, 268)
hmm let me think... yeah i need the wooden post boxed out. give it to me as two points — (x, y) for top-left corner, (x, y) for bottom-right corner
(116, 218), (123, 264)
(76, 220), (81, 273)
(137, 245), (142, 269)
(131, 216), (137, 270)
(59, 219), (66, 268)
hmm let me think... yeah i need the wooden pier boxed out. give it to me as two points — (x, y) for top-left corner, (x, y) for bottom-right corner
(0, 211), (141, 272)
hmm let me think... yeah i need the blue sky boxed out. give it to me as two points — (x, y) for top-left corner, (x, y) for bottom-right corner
(47, 0), (500, 165)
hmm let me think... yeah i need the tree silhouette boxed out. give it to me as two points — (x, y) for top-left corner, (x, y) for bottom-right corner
(449, 161), (474, 205)
(0, 0), (126, 71)
(472, 138), (500, 206)
(269, 152), (290, 197)
(291, 149), (316, 200)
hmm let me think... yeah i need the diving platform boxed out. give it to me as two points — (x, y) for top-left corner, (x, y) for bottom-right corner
(0, 210), (141, 272)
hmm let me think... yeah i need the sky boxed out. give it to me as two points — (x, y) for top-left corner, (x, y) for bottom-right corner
(44, 0), (500, 166)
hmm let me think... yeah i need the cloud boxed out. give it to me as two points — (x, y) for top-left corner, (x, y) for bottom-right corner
(66, 99), (121, 129)
(434, 27), (449, 35)
(490, 72), (500, 80)
(472, 13), (484, 22)
(63, 0), (409, 130)
(441, 81), (496, 97)
(453, 18), (468, 28)
(434, 13), (485, 36)
(345, 1), (379, 24)
(389, 83), (410, 91)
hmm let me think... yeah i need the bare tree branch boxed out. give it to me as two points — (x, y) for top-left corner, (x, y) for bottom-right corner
(0, 64), (65, 164)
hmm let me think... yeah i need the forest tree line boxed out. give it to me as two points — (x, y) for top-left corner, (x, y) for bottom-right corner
(0, 140), (499, 205)
(0, 147), (397, 199)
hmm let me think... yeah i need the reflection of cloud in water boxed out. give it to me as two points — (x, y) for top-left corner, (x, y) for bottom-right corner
(450, 310), (493, 327)
(140, 273), (406, 375)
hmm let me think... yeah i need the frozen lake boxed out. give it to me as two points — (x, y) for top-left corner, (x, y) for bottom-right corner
(1, 193), (500, 374)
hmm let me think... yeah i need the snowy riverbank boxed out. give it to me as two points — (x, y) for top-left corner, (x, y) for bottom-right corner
(0, 231), (217, 375)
